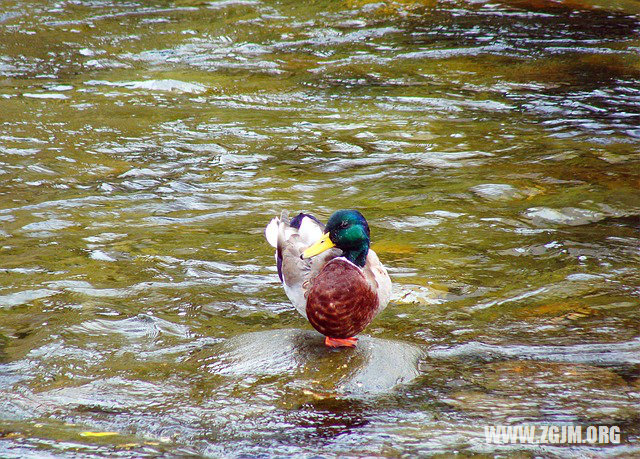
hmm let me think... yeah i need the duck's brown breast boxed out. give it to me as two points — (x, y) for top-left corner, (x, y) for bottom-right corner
(305, 259), (379, 338)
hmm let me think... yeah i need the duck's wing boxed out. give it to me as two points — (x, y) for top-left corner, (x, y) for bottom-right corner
(362, 249), (392, 312)
(265, 211), (340, 317)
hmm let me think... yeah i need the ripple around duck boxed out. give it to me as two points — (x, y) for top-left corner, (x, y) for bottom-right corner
(198, 329), (425, 396)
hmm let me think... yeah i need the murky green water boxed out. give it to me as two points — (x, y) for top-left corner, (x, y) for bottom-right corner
(1, 0), (639, 456)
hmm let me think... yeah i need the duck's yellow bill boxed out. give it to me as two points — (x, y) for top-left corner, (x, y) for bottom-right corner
(302, 233), (335, 259)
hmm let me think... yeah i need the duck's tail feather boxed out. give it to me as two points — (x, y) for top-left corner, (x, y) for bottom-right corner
(264, 218), (279, 248)
(264, 210), (289, 248)
(275, 211), (291, 283)
(265, 211), (324, 284)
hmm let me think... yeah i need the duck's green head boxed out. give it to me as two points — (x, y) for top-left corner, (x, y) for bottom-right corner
(302, 209), (370, 267)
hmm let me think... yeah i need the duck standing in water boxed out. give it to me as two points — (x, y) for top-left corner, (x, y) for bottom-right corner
(265, 210), (392, 347)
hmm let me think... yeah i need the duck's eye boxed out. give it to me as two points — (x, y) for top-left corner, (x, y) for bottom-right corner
(339, 221), (349, 229)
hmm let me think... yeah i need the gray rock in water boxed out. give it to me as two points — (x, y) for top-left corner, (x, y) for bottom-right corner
(204, 329), (424, 397)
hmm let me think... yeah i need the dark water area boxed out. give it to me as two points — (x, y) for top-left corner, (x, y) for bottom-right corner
(0, 0), (639, 456)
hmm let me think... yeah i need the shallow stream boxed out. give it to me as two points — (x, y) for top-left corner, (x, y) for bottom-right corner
(1, 0), (639, 456)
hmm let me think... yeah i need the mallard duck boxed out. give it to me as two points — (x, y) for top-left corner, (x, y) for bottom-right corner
(265, 209), (392, 347)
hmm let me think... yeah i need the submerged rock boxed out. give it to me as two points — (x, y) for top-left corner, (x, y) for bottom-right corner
(201, 329), (424, 397)
(392, 283), (448, 306)
(443, 359), (640, 425)
(470, 183), (523, 201)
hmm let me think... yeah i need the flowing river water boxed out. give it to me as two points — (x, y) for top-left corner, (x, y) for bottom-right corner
(1, 0), (639, 456)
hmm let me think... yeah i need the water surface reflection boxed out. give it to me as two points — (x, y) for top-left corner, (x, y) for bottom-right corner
(0, 0), (639, 456)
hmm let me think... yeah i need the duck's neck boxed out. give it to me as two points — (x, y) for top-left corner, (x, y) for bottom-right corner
(343, 243), (369, 268)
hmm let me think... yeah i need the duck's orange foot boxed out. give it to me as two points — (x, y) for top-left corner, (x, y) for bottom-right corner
(324, 336), (358, 348)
